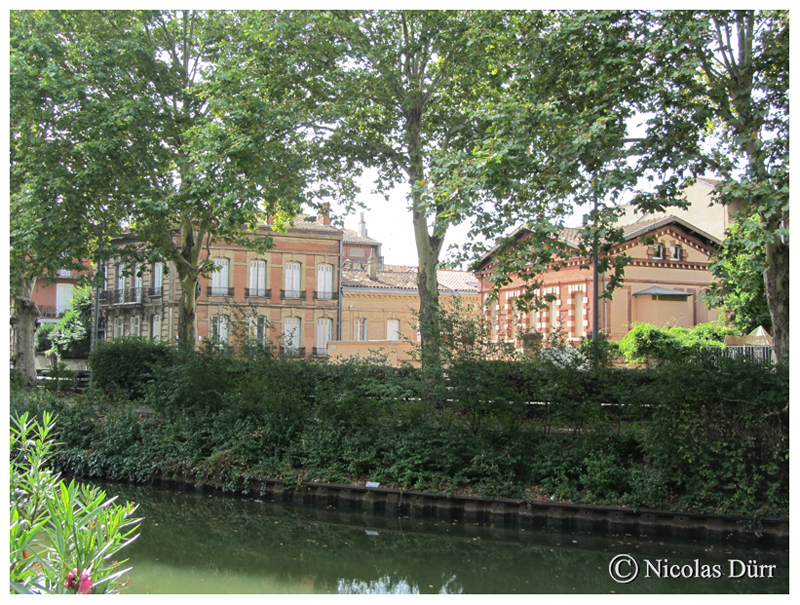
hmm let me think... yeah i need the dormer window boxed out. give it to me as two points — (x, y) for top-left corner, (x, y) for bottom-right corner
(670, 245), (682, 261)
(652, 244), (664, 260)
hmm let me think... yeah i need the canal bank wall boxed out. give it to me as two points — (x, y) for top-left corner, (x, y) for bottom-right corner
(148, 472), (788, 542)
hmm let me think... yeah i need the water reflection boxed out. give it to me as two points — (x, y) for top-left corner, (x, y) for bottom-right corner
(90, 481), (787, 594)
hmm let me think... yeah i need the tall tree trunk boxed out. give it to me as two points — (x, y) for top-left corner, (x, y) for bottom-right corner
(764, 236), (789, 364)
(174, 213), (204, 350)
(414, 208), (444, 372)
(406, 97), (445, 373)
(11, 275), (39, 386)
(176, 271), (200, 349)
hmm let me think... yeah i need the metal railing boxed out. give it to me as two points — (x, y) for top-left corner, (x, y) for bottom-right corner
(314, 290), (334, 300)
(207, 286), (234, 297)
(99, 288), (144, 305)
(280, 347), (306, 358)
(312, 347), (329, 357)
(245, 288), (271, 298)
(280, 289), (305, 300)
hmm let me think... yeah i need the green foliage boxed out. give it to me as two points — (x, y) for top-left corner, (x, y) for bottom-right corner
(46, 285), (94, 359)
(35, 322), (58, 353)
(89, 337), (177, 400)
(10, 412), (141, 594)
(616, 322), (739, 363)
(11, 344), (787, 517)
(705, 218), (773, 334)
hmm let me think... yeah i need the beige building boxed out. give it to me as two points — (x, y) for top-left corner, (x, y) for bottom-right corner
(328, 259), (479, 365)
(617, 177), (741, 241)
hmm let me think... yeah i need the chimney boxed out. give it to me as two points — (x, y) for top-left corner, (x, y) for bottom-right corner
(358, 212), (367, 238)
(318, 203), (331, 226)
(367, 249), (378, 279)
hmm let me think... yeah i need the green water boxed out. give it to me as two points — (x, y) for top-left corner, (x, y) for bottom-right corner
(94, 481), (787, 594)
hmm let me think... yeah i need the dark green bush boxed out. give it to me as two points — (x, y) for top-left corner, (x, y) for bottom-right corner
(35, 322), (58, 353)
(14, 342), (786, 517)
(89, 337), (177, 400)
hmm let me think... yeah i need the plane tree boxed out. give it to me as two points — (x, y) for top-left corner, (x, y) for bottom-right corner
(12, 10), (359, 353)
(315, 10), (513, 369)
(459, 10), (789, 362)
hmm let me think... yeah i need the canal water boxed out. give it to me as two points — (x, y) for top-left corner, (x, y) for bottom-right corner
(94, 481), (787, 594)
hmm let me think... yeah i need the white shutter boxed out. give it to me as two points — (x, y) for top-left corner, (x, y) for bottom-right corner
(249, 260), (266, 295)
(151, 314), (161, 341)
(114, 317), (124, 338)
(317, 264), (333, 298)
(284, 317), (301, 352)
(56, 284), (74, 315)
(152, 262), (163, 289)
(131, 316), (141, 337)
(211, 259), (229, 294)
(117, 264), (126, 290)
(317, 318), (332, 353)
(387, 319), (400, 341)
(285, 262), (301, 297)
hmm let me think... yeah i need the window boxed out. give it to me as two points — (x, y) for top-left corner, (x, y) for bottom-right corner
(652, 244), (664, 260)
(131, 316), (141, 337)
(152, 262), (163, 293)
(283, 317), (301, 353)
(670, 245), (682, 261)
(317, 264), (333, 299)
(549, 298), (559, 333)
(354, 318), (368, 342)
(316, 318), (333, 355)
(574, 292), (585, 338)
(134, 265), (143, 302)
(387, 319), (400, 341)
(210, 315), (229, 343)
(284, 262), (301, 298)
(210, 258), (230, 296)
(114, 317), (124, 339)
(250, 316), (267, 345)
(249, 260), (267, 297)
(117, 263), (126, 291)
(151, 314), (161, 341)
(56, 284), (74, 316)
(59, 269), (71, 278)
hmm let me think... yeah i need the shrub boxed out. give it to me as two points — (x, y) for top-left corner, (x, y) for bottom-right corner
(89, 337), (177, 400)
(35, 322), (58, 353)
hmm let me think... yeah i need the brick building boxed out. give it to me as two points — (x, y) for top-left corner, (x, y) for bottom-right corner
(474, 214), (721, 347)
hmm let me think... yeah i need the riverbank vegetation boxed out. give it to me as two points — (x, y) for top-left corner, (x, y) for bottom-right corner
(9, 333), (788, 520)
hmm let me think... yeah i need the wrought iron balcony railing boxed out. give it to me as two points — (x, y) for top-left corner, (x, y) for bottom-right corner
(245, 288), (271, 298)
(207, 286), (234, 297)
(280, 289), (305, 300)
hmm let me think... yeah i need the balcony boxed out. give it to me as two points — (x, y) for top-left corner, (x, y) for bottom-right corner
(280, 347), (306, 358)
(37, 305), (71, 318)
(280, 289), (305, 300)
(207, 286), (234, 297)
(148, 286), (164, 297)
(312, 347), (329, 357)
(99, 288), (144, 305)
(245, 287), (271, 298)
(314, 290), (335, 301)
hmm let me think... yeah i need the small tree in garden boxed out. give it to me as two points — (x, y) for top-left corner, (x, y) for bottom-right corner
(10, 412), (141, 594)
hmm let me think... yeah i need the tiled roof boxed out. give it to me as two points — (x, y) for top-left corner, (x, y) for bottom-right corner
(287, 215), (341, 233)
(342, 228), (381, 245)
(558, 215), (680, 246)
(343, 264), (478, 292)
